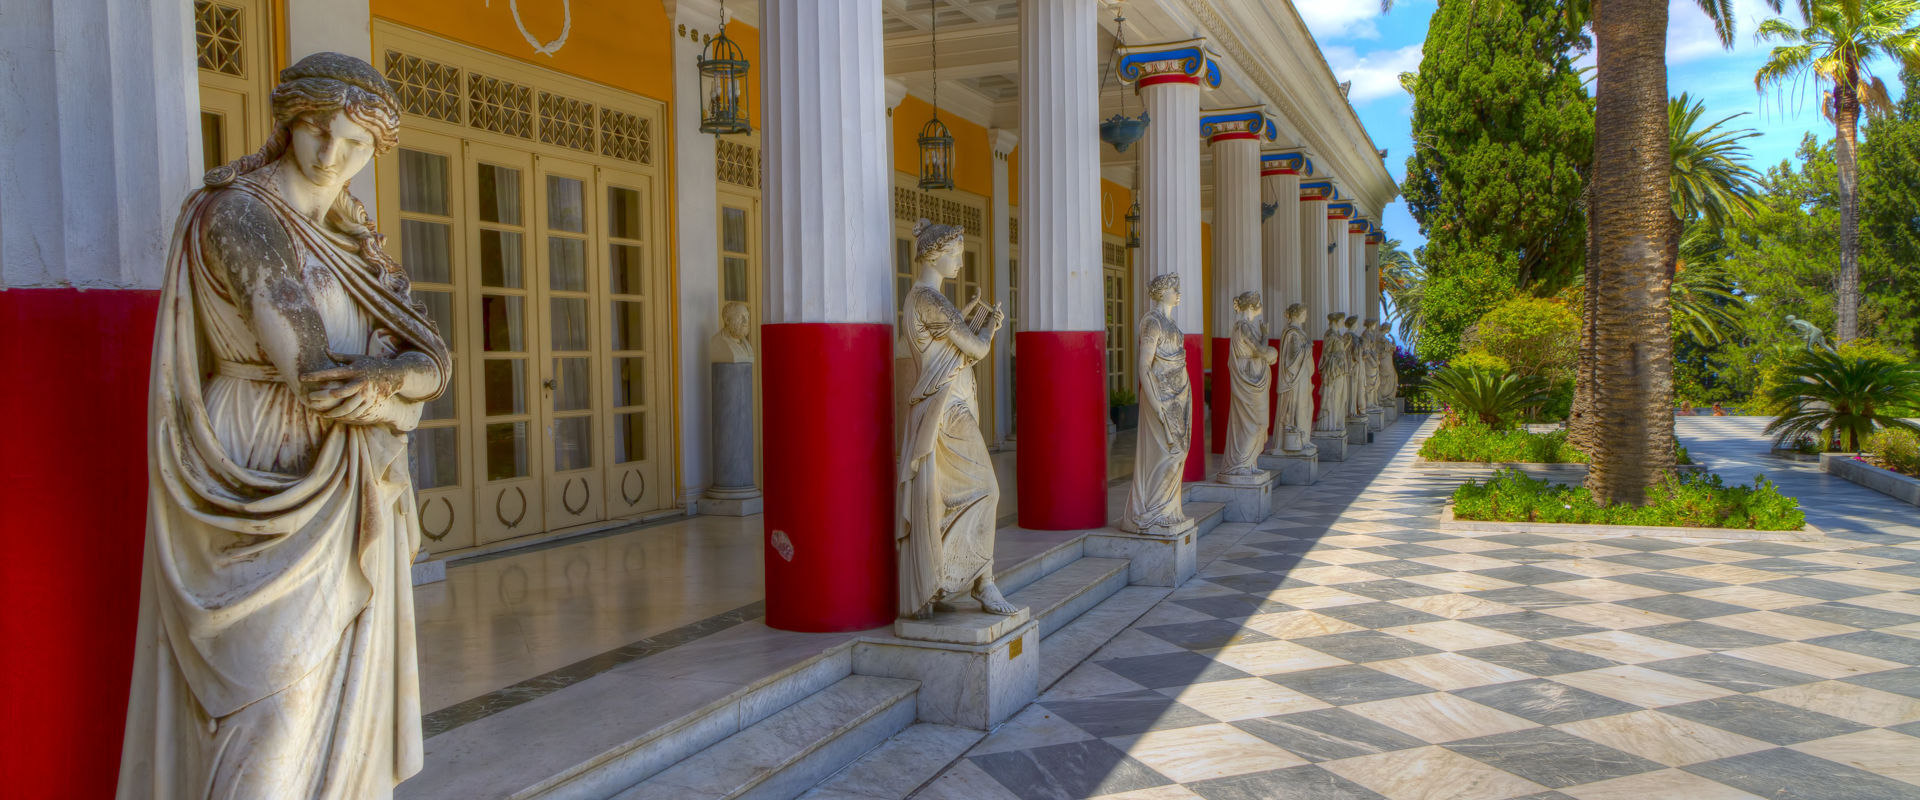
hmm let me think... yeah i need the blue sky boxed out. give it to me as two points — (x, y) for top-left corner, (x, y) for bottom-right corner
(1308, 0), (1850, 253)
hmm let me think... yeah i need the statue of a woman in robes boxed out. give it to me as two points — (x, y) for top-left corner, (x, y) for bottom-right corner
(897, 219), (1018, 619)
(1122, 274), (1195, 536)
(1345, 315), (1369, 420)
(1315, 313), (1350, 433)
(1221, 292), (1277, 481)
(119, 53), (449, 800)
(1375, 319), (1399, 408)
(1361, 320), (1383, 413)
(1269, 303), (1317, 456)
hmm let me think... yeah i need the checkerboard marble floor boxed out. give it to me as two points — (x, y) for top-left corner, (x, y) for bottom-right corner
(913, 417), (1920, 800)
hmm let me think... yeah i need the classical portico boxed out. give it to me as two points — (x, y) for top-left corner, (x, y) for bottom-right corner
(1201, 106), (1275, 455)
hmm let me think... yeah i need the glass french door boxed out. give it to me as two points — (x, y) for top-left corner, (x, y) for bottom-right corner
(537, 159), (602, 531)
(469, 144), (544, 544)
(604, 174), (663, 521)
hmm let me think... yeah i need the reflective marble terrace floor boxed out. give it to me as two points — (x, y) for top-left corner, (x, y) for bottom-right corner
(914, 417), (1920, 800)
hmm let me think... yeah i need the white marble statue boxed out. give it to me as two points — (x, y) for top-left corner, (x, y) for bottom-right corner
(1270, 302), (1317, 455)
(709, 300), (754, 363)
(1360, 319), (1383, 412)
(1315, 312), (1350, 433)
(1122, 274), (1195, 535)
(120, 53), (448, 799)
(1222, 292), (1278, 479)
(897, 218), (1018, 619)
(1345, 315), (1368, 420)
(1375, 319), (1399, 407)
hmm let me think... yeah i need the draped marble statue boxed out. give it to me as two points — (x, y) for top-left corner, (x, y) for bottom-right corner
(1360, 319), (1383, 412)
(1374, 318), (1399, 407)
(897, 219), (1018, 619)
(119, 53), (449, 800)
(1269, 302), (1317, 455)
(1344, 315), (1369, 420)
(1315, 313), (1350, 433)
(1122, 274), (1195, 536)
(1221, 292), (1278, 481)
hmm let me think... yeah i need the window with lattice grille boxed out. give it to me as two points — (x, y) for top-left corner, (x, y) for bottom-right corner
(194, 1), (244, 76)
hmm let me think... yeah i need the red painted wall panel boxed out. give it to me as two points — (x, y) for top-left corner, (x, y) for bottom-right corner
(1183, 333), (1205, 482)
(1015, 331), (1108, 531)
(1208, 336), (1229, 455)
(0, 288), (159, 799)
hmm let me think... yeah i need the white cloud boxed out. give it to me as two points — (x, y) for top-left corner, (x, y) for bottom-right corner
(1325, 43), (1425, 102)
(1668, 0), (1783, 64)
(1298, 0), (1386, 42)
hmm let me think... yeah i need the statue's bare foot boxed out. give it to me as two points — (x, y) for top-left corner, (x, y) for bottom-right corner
(974, 581), (1019, 616)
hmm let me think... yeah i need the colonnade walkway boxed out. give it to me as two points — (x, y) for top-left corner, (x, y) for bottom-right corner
(912, 417), (1920, 800)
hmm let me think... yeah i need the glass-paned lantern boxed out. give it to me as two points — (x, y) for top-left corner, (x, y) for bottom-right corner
(1125, 200), (1142, 249)
(697, 24), (751, 135)
(918, 115), (955, 191)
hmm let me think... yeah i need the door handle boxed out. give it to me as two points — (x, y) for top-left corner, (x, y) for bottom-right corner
(543, 378), (557, 391)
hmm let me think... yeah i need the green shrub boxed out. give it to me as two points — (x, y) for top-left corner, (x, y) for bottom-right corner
(1866, 428), (1920, 476)
(1449, 349), (1510, 374)
(1452, 470), (1804, 530)
(1677, 445), (1694, 466)
(1111, 387), (1137, 406)
(1764, 346), (1920, 451)
(1420, 419), (1587, 463)
(1464, 296), (1580, 382)
(1428, 366), (1552, 429)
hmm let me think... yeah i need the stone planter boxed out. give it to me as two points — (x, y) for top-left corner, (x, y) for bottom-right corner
(1822, 453), (1920, 507)
(1439, 504), (1820, 542)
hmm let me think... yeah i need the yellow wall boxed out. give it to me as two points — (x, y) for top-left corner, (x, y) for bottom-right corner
(371, 0), (676, 103)
(1100, 179), (1132, 241)
(892, 95), (994, 198)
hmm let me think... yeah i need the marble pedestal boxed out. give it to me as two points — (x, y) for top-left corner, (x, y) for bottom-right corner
(856, 610), (1038, 730)
(1086, 527), (1197, 586)
(1191, 476), (1273, 522)
(1384, 405), (1400, 425)
(1312, 433), (1350, 462)
(703, 363), (763, 516)
(1367, 408), (1385, 431)
(1347, 417), (1371, 444)
(1259, 451), (1321, 484)
(411, 551), (446, 586)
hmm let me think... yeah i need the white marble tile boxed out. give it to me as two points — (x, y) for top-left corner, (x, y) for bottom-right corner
(1158, 676), (1331, 721)
(1725, 642), (1905, 679)
(1109, 723), (1308, 782)
(1556, 710), (1770, 766)
(1791, 729), (1920, 786)
(1551, 666), (1734, 707)
(1561, 767), (1765, 800)
(1390, 593), (1524, 619)
(1346, 692), (1536, 743)
(1544, 631), (1710, 664)
(1385, 620), (1527, 651)
(1322, 745), (1549, 800)
(1242, 610), (1366, 639)
(1265, 586), (1378, 608)
(1208, 639), (1352, 675)
(1368, 653), (1536, 691)
(1755, 680), (1920, 726)
(970, 705), (1096, 755)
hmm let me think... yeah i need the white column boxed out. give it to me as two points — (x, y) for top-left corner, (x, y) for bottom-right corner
(1297, 196), (1330, 327)
(990, 128), (1017, 442)
(1259, 161), (1301, 327)
(1328, 216), (1352, 316)
(1, 0), (198, 290)
(762, 0), (892, 326)
(1019, 0), (1102, 333)
(1206, 122), (1264, 336)
(671, 2), (724, 505)
(1349, 225), (1369, 322)
(1366, 236), (1383, 322)
(1122, 43), (1213, 335)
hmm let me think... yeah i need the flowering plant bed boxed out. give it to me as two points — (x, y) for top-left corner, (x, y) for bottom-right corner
(1449, 469), (1805, 532)
(1821, 453), (1920, 507)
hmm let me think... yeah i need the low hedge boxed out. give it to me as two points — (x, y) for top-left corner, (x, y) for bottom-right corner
(1452, 469), (1804, 531)
(1421, 420), (1693, 465)
(1865, 428), (1920, 477)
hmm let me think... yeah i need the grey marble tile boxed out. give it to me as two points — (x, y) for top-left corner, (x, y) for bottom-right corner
(1230, 708), (1429, 762)
(1842, 545), (1920, 563)
(1206, 573), (1317, 595)
(1605, 572), (1728, 593)
(1481, 533), (1562, 547)
(1841, 666), (1920, 698)
(1777, 602), (1920, 629)
(1476, 547), (1581, 564)
(1457, 642), (1617, 677)
(1174, 594), (1297, 620)
(1631, 621), (1785, 651)
(1227, 554), (1321, 573)
(1717, 541), (1821, 556)
(1585, 537), (1691, 552)
(1314, 601), (1446, 629)
(1466, 586), (1589, 610)
(1453, 678), (1641, 725)
(1661, 694), (1869, 745)
(1359, 543), (1455, 559)
(1140, 619), (1279, 651)
(1614, 594), (1753, 621)
(1447, 727), (1662, 788)
(1806, 631), (1920, 664)
(1293, 631), (1443, 663)
(1753, 577), (1885, 601)
(1097, 651), (1254, 689)
(1600, 552), (1711, 571)
(1351, 559), (1453, 578)
(1472, 565), (1587, 586)
(1264, 665), (1432, 705)
(1641, 653), (1826, 693)
(1682, 747), (1920, 800)
(1731, 557), (1852, 575)
(968, 739), (1172, 800)
(1371, 530), (1452, 544)
(1040, 689), (1218, 738)
(1467, 612), (1609, 641)
(1338, 579), (1450, 601)
(1188, 763), (1391, 799)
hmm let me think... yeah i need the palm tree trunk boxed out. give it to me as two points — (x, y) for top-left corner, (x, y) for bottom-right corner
(1569, 183), (1597, 455)
(1585, 0), (1679, 505)
(1834, 79), (1862, 343)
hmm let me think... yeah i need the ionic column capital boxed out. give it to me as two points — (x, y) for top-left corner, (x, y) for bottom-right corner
(1115, 38), (1222, 90)
(1200, 106), (1276, 144)
(1327, 202), (1357, 221)
(1299, 180), (1340, 201)
(1261, 151), (1313, 177)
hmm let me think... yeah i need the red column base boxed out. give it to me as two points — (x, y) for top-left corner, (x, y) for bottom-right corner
(1015, 331), (1108, 530)
(1184, 333), (1205, 482)
(1311, 339), (1325, 420)
(761, 323), (896, 632)
(1, 288), (159, 800)
(1208, 336), (1230, 455)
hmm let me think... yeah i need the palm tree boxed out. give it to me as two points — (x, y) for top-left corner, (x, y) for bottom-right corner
(1427, 365), (1554, 428)
(1671, 225), (1746, 347)
(1669, 93), (1763, 228)
(1755, 0), (1920, 343)
(1764, 346), (1920, 450)
(1378, 238), (1426, 344)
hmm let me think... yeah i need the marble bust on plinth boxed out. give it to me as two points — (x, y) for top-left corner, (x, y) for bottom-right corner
(1219, 291), (1278, 483)
(897, 219), (1020, 620)
(709, 300), (754, 363)
(1121, 274), (1196, 536)
(1269, 302), (1317, 456)
(705, 301), (762, 515)
(120, 53), (447, 799)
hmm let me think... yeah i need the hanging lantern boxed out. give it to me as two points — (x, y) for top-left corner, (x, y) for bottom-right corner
(1098, 10), (1151, 153)
(1125, 200), (1142, 249)
(917, 115), (955, 191)
(697, 20), (751, 135)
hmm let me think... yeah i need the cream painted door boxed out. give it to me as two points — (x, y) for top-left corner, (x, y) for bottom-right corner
(469, 143), (545, 544)
(717, 188), (763, 483)
(536, 158), (605, 531)
(603, 172), (666, 519)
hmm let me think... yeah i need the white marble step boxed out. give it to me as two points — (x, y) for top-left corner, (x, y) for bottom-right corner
(795, 723), (983, 800)
(1006, 557), (1130, 638)
(613, 675), (920, 800)
(995, 535), (1087, 598)
(1190, 501), (1228, 537)
(1036, 585), (1171, 690)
